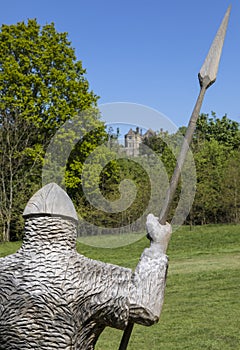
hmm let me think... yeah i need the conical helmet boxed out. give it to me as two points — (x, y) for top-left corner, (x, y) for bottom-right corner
(23, 183), (78, 222)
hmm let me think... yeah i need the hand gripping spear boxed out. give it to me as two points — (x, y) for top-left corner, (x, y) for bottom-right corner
(118, 5), (231, 350)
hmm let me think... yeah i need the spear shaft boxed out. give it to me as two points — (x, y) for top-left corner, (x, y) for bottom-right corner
(118, 5), (231, 350)
(159, 80), (207, 224)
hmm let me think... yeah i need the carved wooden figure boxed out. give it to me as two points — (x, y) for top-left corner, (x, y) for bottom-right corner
(0, 183), (171, 349)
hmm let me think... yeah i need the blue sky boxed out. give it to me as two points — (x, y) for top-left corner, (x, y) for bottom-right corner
(1, 0), (239, 130)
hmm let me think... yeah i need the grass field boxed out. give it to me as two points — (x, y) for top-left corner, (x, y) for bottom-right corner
(0, 224), (239, 349)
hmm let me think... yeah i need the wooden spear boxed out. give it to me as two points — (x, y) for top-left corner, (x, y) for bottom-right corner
(118, 5), (231, 350)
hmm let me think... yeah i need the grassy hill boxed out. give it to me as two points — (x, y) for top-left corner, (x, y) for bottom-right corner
(0, 224), (239, 349)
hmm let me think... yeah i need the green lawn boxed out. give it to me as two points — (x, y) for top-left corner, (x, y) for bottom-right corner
(0, 224), (239, 349)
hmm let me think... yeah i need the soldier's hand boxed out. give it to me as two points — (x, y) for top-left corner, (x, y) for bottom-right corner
(146, 214), (172, 254)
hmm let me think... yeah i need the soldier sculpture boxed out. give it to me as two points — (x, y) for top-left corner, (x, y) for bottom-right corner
(0, 183), (171, 349)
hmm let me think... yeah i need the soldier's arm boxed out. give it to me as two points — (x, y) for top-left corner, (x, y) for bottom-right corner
(128, 214), (172, 325)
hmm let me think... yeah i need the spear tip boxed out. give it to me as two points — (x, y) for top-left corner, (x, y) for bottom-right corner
(198, 5), (231, 89)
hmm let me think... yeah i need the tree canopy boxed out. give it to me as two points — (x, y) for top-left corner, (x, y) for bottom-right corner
(143, 114), (240, 225)
(0, 19), (98, 136)
(0, 19), (100, 241)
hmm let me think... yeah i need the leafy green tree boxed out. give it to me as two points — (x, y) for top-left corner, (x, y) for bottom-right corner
(0, 19), (98, 241)
(221, 149), (240, 223)
(190, 113), (240, 224)
(192, 139), (229, 224)
(143, 115), (240, 225)
(194, 112), (240, 149)
(77, 158), (148, 229)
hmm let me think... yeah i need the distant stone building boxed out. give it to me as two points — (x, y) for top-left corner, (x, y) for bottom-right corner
(124, 127), (156, 156)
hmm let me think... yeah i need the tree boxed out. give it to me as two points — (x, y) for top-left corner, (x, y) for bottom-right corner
(0, 19), (99, 241)
(194, 112), (240, 149)
(192, 139), (229, 224)
(191, 113), (240, 224)
(143, 115), (240, 225)
(221, 149), (240, 223)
